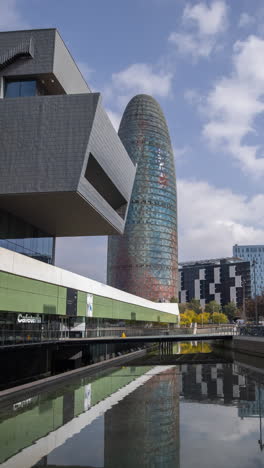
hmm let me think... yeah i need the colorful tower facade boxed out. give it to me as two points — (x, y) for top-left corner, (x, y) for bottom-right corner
(107, 94), (178, 301)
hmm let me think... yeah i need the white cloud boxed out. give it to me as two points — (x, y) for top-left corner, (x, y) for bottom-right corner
(111, 63), (173, 98)
(169, 31), (214, 58)
(0, 0), (28, 30)
(203, 35), (264, 177)
(103, 62), (173, 119)
(183, 1), (227, 35)
(178, 178), (264, 262)
(238, 12), (255, 29)
(169, 0), (228, 59)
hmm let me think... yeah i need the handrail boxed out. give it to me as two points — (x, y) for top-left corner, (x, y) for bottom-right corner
(0, 324), (239, 346)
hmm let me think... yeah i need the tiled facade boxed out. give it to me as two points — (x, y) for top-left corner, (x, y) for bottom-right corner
(107, 94), (178, 302)
(179, 258), (251, 308)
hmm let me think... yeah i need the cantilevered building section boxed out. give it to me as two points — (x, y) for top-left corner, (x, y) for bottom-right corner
(0, 29), (136, 263)
(107, 94), (178, 301)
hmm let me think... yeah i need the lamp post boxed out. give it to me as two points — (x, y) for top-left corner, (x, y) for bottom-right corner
(242, 278), (246, 322)
(258, 384), (263, 451)
(252, 259), (258, 325)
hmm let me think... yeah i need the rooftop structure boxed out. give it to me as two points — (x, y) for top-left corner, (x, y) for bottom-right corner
(179, 257), (244, 268)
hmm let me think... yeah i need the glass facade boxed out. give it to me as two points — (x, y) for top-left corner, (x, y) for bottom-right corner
(0, 209), (55, 264)
(233, 244), (264, 297)
(107, 94), (178, 301)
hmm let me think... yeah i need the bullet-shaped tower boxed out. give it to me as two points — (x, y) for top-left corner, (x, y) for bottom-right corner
(107, 94), (178, 301)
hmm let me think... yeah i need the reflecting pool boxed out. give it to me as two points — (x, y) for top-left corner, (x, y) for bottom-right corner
(0, 346), (264, 467)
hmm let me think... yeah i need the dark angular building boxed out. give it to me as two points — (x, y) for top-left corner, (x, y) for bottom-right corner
(0, 29), (136, 264)
(107, 94), (178, 301)
(179, 257), (251, 309)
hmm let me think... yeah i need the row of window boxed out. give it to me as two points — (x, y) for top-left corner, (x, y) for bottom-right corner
(236, 247), (264, 253)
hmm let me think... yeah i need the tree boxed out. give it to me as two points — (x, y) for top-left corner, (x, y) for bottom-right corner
(205, 300), (222, 314)
(189, 299), (202, 314)
(223, 302), (237, 322)
(180, 313), (192, 326)
(196, 312), (210, 325)
(184, 309), (198, 323)
(170, 296), (178, 303)
(179, 303), (189, 314)
(211, 312), (228, 324)
(245, 294), (264, 321)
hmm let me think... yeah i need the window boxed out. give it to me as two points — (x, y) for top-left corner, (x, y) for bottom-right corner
(5, 79), (37, 98)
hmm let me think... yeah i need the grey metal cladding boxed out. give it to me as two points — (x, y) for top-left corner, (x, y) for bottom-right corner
(53, 31), (91, 94)
(82, 99), (136, 203)
(0, 29), (55, 77)
(0, 29), (90, 94)
(0, 29), (136, 237)
(0, 92), (135, 236)
(0, 93), (99, 193)
(77, 97), (137, 234)
(0, 37), (34, 71)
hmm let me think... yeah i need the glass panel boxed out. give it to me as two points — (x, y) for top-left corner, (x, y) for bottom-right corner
(5, 80), (37, 98)
(5, 81), (20, 98)
(20, 80), (36, 97)
(0, 209), (55, 264)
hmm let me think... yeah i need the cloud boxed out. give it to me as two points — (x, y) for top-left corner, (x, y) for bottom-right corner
(203, 35), (264, 177)
(238, 13), (255, 29)
(178, 178), (264, 262)
(169, 31), (214, 58)
(169, 0), (228, 59)
(111, 63), (173, 98)
(103, 62), (173, 124)
(183, 1), (227, 35)
(0, 0), (28, 30)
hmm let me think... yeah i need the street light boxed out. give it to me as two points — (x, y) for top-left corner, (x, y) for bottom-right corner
(258, 383), (263, 451)
(252, 259), (258, 325)
(242, 278), (246, 322)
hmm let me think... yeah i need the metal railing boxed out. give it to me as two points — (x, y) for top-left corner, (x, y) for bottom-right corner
(0, 324), (239, 346)
(0, 330), (69, 346)
(239, 325), (264, 337)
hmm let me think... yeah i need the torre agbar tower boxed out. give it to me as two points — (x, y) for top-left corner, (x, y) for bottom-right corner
(107, 94), (178, 301)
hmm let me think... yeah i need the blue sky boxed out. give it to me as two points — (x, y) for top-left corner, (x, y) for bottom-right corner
(2, 0), (264, 282)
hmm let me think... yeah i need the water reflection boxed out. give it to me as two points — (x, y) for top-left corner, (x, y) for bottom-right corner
(0, 347), (264, 467)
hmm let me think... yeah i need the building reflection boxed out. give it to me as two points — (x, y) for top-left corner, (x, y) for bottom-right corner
(179, 363), (256, 406)
(104, 367), (179, 468)
(0, 365), (180, 468)
(2, 357), (264, 468)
